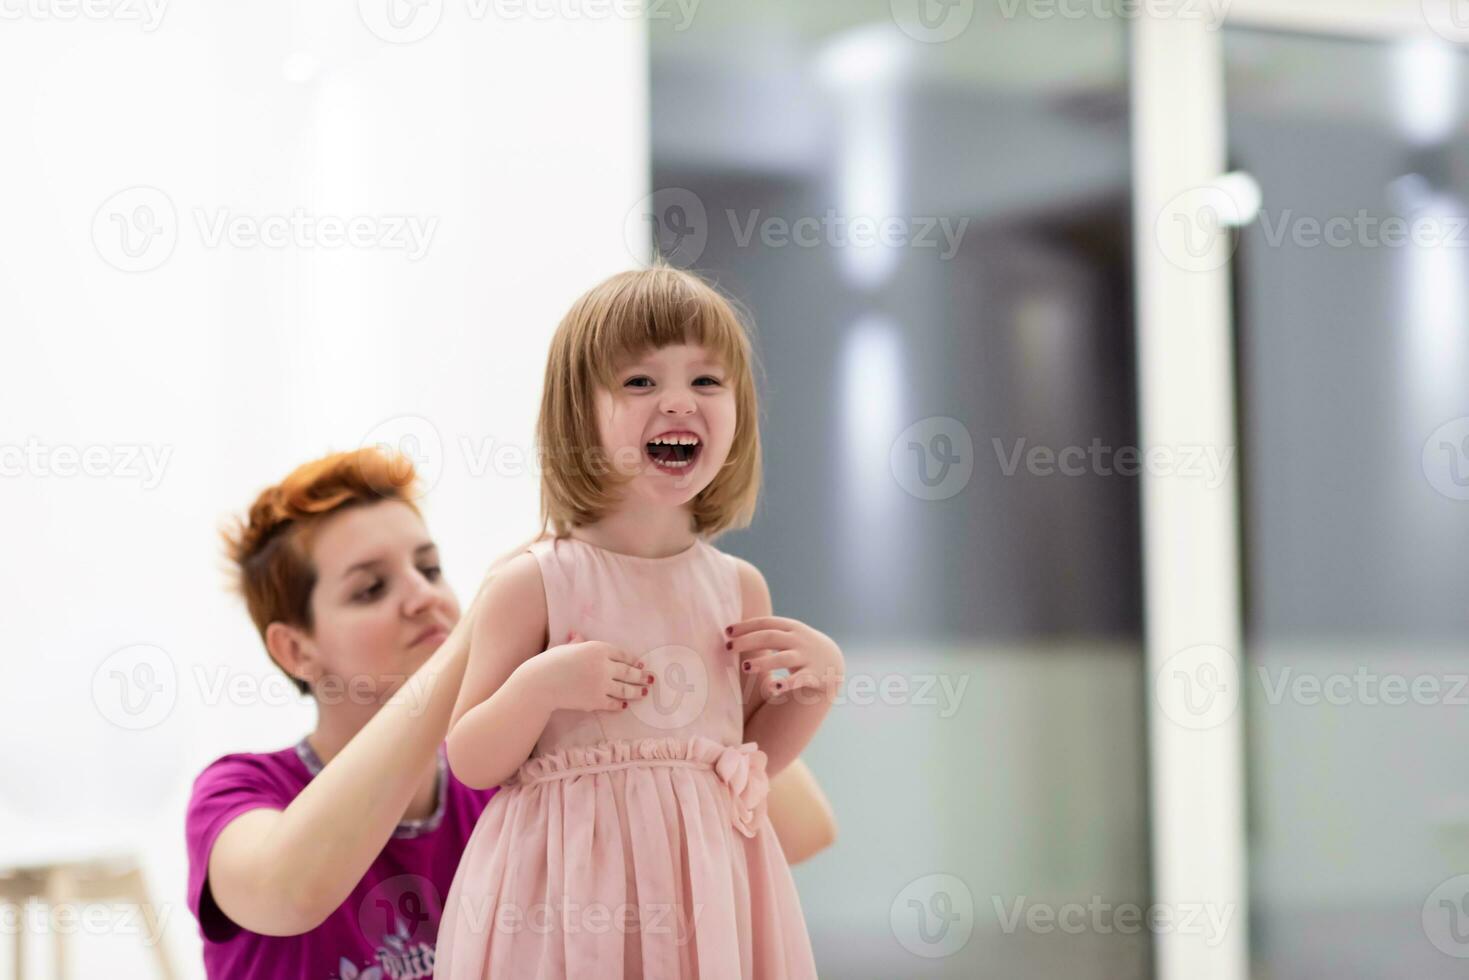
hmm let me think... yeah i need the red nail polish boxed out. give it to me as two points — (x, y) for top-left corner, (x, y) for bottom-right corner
(622, 701), (628, 709)
(743, 662), (750, 671)
(775, 681), (783, 691)
(725, 626), (732, 635)
(724, 641), (731, 650)
(647, 674), (655, 684)
(642, 687), (648, 695)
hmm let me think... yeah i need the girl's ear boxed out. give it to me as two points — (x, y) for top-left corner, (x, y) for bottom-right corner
(265, 621), (316, 687)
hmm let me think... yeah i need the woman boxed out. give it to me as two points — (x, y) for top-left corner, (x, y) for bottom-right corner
(184, 447), (836, 978)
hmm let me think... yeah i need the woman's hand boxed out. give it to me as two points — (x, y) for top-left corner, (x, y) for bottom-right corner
(726, 616), (845, 702)
(523, 631), (652, 713)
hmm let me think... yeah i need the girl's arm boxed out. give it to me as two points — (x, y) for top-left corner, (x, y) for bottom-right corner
(766, 759), (838, 865)
(446, 552), (650, 789)
(209, 572), (493, 935)
(730, 559), (844, 780)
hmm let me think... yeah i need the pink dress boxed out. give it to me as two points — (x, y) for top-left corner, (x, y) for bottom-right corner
(435, 534), (818, 979)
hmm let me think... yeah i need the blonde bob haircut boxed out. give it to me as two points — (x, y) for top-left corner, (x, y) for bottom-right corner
(536, 265), (763, 540)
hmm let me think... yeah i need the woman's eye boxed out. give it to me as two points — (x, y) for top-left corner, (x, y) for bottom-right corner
(354, 580), (385, 602)
(420, 565), (442, 581)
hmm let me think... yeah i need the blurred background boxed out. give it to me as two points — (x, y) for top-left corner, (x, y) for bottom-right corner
(2, 1), (1468, 978)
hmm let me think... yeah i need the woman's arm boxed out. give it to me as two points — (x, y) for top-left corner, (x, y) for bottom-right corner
(732, 559), (844, 779)
(209, 573), (493, 935)
(766, 758), (837, 865)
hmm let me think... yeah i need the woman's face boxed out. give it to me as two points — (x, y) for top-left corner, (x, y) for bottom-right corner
(595, 342), (738, 506)
(296, 500), (459, 702)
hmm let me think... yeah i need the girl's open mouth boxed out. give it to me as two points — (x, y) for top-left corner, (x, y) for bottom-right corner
(645, 433), (702, 474)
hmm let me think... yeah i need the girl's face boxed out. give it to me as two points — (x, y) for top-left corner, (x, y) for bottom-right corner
(292, 500), (460, 702)
(595, 342), (737, 506)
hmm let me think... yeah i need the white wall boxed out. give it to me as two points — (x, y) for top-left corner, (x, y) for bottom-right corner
(0, 3), (647, 975)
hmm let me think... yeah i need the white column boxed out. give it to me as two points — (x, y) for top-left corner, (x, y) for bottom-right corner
(1130, 14), (1250, 980)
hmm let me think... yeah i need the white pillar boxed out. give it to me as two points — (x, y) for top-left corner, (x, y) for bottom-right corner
(1130, 14), (1250, 980)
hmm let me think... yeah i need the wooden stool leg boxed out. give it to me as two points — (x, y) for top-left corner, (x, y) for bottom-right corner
(11, 898), (25, 980)
(44, 868), (71, 980)
(122, 868), (177, 980)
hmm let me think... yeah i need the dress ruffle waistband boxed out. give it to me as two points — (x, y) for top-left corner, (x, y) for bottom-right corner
(509, 735), (770, 838)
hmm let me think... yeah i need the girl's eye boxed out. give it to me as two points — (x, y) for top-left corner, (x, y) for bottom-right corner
(694, 376), (722, 387)
(354, 580), (385, 602)
(624, 376), (654, 389)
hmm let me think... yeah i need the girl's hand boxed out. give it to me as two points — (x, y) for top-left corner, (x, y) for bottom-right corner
(726, 616), (845, 701)
(526, 630), (652, 713)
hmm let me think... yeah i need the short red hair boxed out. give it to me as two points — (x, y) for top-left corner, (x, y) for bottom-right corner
(221, 448), (421, 695)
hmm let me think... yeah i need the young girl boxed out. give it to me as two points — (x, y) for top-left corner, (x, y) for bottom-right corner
(436, 266), (843, 978)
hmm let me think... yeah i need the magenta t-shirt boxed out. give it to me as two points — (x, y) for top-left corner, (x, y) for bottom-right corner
(184, 738), (497, 979)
